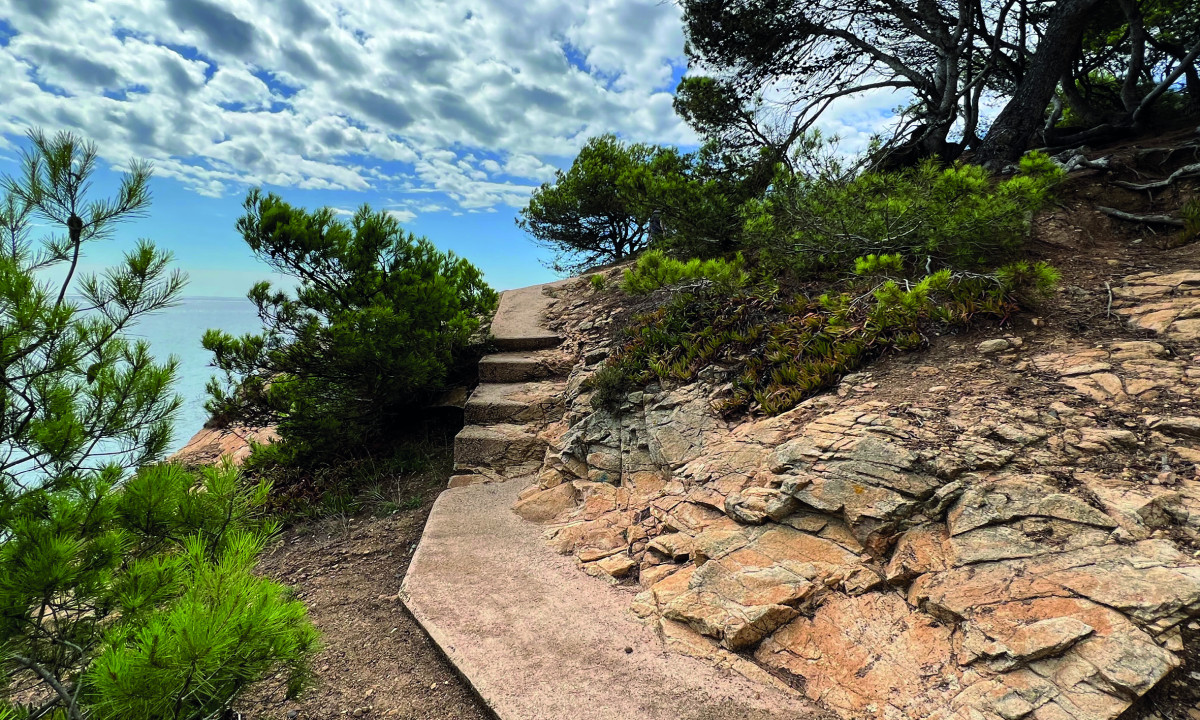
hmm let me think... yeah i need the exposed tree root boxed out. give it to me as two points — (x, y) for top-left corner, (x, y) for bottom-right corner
(1113, 163), (1200, 191)
(1057, 153), (1111, 172)
(1097, 205), (1186, 227)
(1131, 144), (1200, 165)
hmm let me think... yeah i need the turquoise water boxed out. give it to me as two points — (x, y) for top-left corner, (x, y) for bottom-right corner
(124, 297), (264, 454)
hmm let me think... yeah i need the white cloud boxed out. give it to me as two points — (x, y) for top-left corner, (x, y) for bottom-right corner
(0, 0), (700, 213)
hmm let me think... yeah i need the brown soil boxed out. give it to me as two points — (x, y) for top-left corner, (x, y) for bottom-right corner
(235, 486), (494, 720)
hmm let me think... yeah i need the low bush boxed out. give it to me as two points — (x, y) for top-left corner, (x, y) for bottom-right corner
(589, 261), (1058, 415)
(589, 273), (607, 291)
(620, 249), (749, 294)
(745, 151), (1065, 277)
(0, 463), (318, 720)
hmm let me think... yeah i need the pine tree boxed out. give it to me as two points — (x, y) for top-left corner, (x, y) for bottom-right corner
(0, 130), (317, 720)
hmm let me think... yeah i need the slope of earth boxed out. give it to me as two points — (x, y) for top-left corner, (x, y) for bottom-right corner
(511, 131), (1200, 720)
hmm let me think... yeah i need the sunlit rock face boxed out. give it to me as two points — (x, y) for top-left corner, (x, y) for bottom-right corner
(512, 272), (1200, 720)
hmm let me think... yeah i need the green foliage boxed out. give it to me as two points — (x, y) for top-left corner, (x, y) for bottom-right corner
(204, 190), (497, 464)
(1181, 197), (1200, 241)
(853, 253), (904, 276)
(0, 129), (315, 720)
(518, 135), (692, 274)
(590, 264), (1052, 415)
(0, 130), (185, 482)
(995, 261), (1062, 301)
(518, 134), (758, 272)
(589, 273), (607, 291)
(620, 250), (749, 294)
(0, 463), (317, 720)
(746, 152), (1064, 276)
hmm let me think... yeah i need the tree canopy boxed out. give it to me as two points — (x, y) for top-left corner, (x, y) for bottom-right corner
(679, 0), (1200, 166)
(517, 135), (696, 274)
(518, 134), (772, 271)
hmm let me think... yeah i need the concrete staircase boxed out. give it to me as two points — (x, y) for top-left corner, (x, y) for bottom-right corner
(402, 281), (818, 720)
(450, 284), (567, 487)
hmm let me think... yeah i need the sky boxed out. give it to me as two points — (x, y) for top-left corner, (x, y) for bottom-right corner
(0, 0), (902, 296)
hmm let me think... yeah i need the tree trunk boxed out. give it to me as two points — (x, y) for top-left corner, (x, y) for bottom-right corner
(974, 0), (1105, 168)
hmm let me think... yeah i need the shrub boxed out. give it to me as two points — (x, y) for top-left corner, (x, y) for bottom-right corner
(518, 135), (693, 274)
(746, 151), (1065, 276)
(204, 190), (498, 464)
(1182, 197), (1200, 242)
(589, 273), (607, 291)
(593, 262), (1055, 416)
(0, 462), (318, 720)
(620, 249), (749, 294)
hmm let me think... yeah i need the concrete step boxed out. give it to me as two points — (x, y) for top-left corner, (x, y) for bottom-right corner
(491, 283), (566, 351)
(479, 352), (562, 384)
(453, 423), (546, 469)
(464, 381), (567, 425)
(401, 479), (819, 720)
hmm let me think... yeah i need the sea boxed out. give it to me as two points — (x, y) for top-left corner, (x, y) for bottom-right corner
(123, 297), (265, 455)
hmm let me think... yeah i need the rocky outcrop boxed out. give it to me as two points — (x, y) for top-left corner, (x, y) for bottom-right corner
(169, 425), (278, 466)
(511, 270), (1200, 720)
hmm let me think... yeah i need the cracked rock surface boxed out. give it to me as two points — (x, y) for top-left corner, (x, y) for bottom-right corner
(512, 268), (1200, 720)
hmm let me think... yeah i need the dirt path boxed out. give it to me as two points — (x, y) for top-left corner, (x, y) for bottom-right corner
(236, 505), (493, 720)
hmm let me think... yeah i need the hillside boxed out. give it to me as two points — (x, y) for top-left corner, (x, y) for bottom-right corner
(409, 130), (1200, 720)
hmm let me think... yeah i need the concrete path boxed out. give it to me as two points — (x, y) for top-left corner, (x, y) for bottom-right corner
(401, 479), (818, 720)
(489, 282), (567, 351)
(451, 282), (568, 484)
(406, 279), (818, 720)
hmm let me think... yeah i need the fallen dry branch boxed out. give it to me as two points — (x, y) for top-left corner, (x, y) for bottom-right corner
(1113, 162), (1200, 191)
(1097, 205), (1185, 227)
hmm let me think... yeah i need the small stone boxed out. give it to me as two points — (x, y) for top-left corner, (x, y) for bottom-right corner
(624, 646), (633, 654)
(978, 339), (1011, 354)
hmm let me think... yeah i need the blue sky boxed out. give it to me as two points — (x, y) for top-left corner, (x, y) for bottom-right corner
(0, 0), (696, 295)
(0, 0), (899, 297)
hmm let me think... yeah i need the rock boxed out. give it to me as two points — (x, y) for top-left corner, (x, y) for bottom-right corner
(502, 273), (1200, 720)
(588, 552), (637, 580)
(978, 338), (1012, 354)
(169, 425), (278, 466)
(946, 477), (1117, 536)
(1155, 416), (1200, 438)
(885, 524), (949, 583)
(724, 487), (799, 525)
(646, 532), (693, 562)
(512, 483), (579, 522)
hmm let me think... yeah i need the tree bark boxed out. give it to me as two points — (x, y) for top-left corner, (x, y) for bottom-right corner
(974, 0), (1105, 168)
